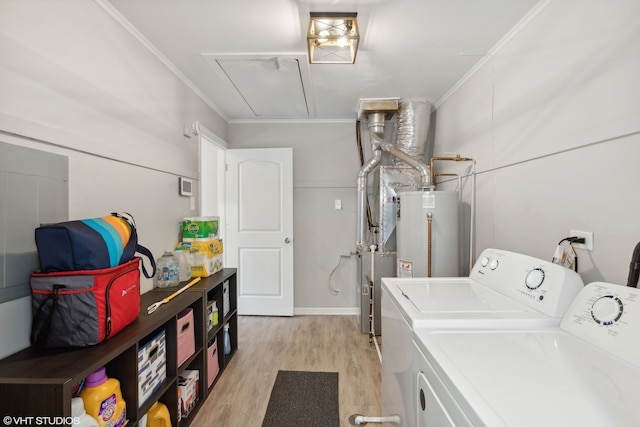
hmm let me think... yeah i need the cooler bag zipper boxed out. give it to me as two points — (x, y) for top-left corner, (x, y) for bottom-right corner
(104, 265), (139, 338)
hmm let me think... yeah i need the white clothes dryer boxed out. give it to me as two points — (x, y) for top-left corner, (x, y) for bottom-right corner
(381, 248), (584, 426)
(413, 281), (640, 427)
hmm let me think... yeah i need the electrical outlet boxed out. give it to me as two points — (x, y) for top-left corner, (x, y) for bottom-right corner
(569, 229), (594, 251)
(334, 199), (342, 210)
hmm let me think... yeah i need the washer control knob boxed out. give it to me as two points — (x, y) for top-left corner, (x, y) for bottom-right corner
(489, 259), (499, 270)
(591, 295), (623, 326)
(525, 268), (545, 290)
(481, 257), (490, 267)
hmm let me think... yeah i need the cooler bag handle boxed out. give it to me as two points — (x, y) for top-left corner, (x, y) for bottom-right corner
(135, 244), (156, 279)
(112, 212), (156, 279)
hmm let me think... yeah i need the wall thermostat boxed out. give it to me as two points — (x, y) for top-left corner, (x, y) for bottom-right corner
(179, 177), (193, 197)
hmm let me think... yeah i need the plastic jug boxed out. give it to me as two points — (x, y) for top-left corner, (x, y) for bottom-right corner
(145, 401), (171, 427)
(79, 367), (126, 427)
(71, 397), (99, 427)
(175, 248), (191, 282)
(155, 251), (180, 288)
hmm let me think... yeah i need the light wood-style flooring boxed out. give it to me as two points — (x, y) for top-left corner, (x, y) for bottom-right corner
(192, 315), (382, 426)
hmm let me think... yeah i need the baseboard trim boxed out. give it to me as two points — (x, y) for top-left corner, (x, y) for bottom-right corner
(294, 307), (359, 316)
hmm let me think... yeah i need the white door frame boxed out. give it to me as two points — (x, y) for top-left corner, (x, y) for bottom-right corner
(196, 122), (227, 245)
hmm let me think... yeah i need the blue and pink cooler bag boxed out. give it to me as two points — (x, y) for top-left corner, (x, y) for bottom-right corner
(30, 213), (156, 349)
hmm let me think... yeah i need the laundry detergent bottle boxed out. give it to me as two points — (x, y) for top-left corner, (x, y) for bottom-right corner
(79, 367), (127, 427)
(145, 401), (171, 427)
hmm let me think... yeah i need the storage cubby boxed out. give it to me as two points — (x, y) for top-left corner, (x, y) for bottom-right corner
(0, 268), (237, 427)
(184, 272), (238, 394)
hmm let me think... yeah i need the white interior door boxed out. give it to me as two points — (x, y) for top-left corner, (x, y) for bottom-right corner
(225, 148), (293, 316)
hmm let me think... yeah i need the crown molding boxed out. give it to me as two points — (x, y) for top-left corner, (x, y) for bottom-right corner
(435, 0), (552, 109)
(94, 0), (229, 122)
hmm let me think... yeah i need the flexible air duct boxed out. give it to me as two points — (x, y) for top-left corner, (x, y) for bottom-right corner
(392, 99), (432, 162)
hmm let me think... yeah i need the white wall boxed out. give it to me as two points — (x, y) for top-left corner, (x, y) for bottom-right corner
(433, 0), (640, 285)
(0, 0), (226, 358)
(228, 122), (360, 313)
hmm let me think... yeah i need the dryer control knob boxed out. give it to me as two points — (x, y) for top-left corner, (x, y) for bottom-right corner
(489, 259), (499, 270)
(481, 257), (490, 267)
(525, 268), (545, 290)
(591, 295), (623, 326)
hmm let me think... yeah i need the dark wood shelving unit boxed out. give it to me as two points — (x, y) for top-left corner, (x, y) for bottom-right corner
(0, 268), (237, 427)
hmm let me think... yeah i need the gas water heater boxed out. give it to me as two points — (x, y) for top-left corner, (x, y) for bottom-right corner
(396, 190), (459, 278)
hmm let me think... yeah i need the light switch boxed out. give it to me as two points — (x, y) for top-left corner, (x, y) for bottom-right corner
(334, 199), (342, 210)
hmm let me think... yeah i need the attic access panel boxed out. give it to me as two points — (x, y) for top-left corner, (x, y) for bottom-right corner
(203, 55), (310, 118)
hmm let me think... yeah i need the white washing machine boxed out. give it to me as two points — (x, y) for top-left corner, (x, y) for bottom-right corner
(413, 281), (640, 426)
(381, 248), (584, 426)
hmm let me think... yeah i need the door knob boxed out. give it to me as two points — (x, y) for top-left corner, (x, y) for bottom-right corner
(284, 238), (291, 244)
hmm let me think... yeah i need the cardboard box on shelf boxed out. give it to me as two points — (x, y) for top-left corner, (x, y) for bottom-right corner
(178, 370), (199, 419)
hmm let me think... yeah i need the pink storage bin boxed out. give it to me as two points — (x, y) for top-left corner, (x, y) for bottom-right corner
(207, 336), (220, 387)
(177, 308), (195, 366)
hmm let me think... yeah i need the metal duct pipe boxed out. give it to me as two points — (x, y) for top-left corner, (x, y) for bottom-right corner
(379, 141), (430, 189)
(368, 112), (386, 139)
(356, 124), (382, 251)
(355, 113), (397, 250)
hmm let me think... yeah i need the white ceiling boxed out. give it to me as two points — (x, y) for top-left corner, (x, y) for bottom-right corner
(105, 0), (541, 122)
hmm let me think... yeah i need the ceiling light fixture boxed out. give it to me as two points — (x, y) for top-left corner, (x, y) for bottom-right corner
(307, 12), (359, 64)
